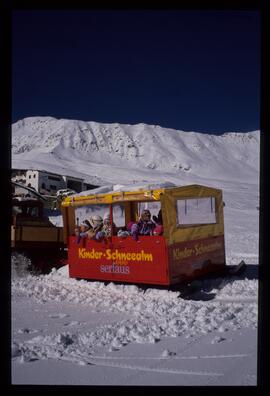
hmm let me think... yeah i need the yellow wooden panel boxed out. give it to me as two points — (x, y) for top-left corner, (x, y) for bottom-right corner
(20, 226), (63, 242)
(162, 186), (224, 244)
(11, 226), (15, 242)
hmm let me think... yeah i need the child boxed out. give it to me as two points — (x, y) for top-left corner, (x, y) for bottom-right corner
(96, 213), (116, 240)
(74, 219), (92, 244)
(130, 209), (156, 240)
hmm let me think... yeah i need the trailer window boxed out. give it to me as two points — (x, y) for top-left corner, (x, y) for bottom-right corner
(27, 206), (39, 217)
(74, 204), (125, 228)
(176, 197), (216, 226)
(138, 201), (161, 220)
(13, 205), (38, 216)
(12, 206), (22, 215)
(112, 204), (125, 227)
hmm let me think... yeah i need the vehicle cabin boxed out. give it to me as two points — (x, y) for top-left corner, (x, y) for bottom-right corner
(61, 184), (226, 285)
(12, 196), (64, 251)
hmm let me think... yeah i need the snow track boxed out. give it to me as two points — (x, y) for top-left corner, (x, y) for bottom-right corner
(81, 359), (224, 377)
(77, 352), (250, 360)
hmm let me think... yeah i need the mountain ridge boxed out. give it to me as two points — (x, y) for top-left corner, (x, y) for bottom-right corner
(12, 117), (259, 186)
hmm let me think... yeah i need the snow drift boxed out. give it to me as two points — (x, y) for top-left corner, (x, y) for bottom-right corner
(12, 256), (257, 364)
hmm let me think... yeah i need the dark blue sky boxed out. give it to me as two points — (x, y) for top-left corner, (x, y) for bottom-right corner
(12, 10), (260, 133)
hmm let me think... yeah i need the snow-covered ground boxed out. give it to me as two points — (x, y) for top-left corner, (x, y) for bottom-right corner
(11, 118), (259, 385)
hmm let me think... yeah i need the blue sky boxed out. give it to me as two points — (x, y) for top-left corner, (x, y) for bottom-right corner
(12, 10), (260, 133)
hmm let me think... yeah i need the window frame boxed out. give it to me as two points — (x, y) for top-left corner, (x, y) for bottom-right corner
(175, 196), (217, 228)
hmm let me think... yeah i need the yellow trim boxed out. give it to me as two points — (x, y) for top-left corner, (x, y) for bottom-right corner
(61, 188), (165, 207)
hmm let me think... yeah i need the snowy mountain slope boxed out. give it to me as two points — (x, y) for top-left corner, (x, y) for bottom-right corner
(11, 116), (259, 385)
(12, 117), (260, 185)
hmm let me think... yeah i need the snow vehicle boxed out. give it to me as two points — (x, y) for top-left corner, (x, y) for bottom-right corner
(51, 188), (77, 210)
(56, 188), (76, 198)
(61, 184), (243, 285)
(12, 195), (66, 272)
(12, 180), (59, 210)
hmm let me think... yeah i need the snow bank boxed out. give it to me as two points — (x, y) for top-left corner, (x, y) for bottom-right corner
(71, 182), (177, 199)
(112, 181), (176, 192)
(12, 256), (257, 365)
(73, 184), (114, 197)
(12, 253), (33, 278)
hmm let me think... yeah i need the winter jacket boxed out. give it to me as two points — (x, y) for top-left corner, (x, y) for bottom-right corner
(96, 222), (116, 240)
(76, 230), (91, 244)
(153, 224), (164, 235)
(76, 225), (103, 244)
(90, 224), (103, 240)
(131, 219), (156, 240)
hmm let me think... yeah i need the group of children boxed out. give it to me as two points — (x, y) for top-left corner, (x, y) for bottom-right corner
(75, 213), (115, 243)
(74, 209), (164, 243)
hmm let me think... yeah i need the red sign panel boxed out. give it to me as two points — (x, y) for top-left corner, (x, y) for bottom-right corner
(68, 235), (169, 285)
(168, 235), (226, 283)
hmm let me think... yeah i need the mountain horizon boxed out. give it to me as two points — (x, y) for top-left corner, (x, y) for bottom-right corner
(12, 116), (260, 188)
